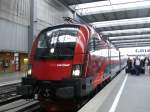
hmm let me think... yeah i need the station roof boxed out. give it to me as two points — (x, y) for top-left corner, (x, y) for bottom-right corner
(59, 0), (150, 48)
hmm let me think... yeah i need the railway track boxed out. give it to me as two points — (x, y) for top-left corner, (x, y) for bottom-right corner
(0, 82), (105, 112)
(16, 101), (40, 112)
(0, 81), (22, 106)
(0, 81), (41, 112)
(0, 99), (40, 112)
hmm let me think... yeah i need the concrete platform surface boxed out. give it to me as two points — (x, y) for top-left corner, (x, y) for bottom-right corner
(115, 74), (150, 112)
(79, 71), (150, 112)
(0, 72), (25, 83)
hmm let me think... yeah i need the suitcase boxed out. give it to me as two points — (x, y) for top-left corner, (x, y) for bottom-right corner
(140, 68), (145, 74)
(125, 68), (130, 73)
(130, 68), (136, 74)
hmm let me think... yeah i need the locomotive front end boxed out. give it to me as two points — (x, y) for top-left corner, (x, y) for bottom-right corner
(17, 24), (92, 100)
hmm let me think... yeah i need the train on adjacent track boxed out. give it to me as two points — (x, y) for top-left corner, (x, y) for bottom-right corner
(17, 24), (124, 110)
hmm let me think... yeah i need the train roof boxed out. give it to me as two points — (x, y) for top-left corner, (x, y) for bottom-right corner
(40, 24), (93, 33)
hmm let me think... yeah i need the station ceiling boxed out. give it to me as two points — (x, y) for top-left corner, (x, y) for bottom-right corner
(59, 0), (150, 48)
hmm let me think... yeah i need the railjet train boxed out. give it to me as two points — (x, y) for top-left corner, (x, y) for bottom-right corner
(17, 24), (123, 102)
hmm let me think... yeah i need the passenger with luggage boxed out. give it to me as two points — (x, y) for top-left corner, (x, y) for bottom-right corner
(126, 57), (132, 73)
(144, 57), (149, 75)
(134, 57), (141, 76)
(147, 58), (150, 75)
(140, 58), (145, 74)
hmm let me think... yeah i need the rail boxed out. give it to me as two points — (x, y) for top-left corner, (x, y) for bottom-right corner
(0, 82), (22, 106)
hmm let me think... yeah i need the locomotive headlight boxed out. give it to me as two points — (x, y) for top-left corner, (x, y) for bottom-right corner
(72, 69), (80, 76)
(27, 64), (32, 75)
(27, 69), (32, 75)
(72, 65), (82, 77)
(50, 48), (55, 53)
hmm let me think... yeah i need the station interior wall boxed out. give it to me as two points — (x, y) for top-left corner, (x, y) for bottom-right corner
(0, 0), (73, 73)
(0, 52), (28, 73)
(0, 0), (73, 53)
(0, 0), (30, 52)
(35, 0), (73, 34)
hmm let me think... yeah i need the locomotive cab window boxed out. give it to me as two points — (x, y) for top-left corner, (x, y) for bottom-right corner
(36, 27), (79, 59)
(38, 34), (47, 48)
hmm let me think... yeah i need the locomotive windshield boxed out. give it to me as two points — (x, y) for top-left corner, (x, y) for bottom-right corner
(36, 27), (79, 59)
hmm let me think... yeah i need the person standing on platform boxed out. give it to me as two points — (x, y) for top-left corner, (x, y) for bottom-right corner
(127, 57), (132, 73)
(134, 56), (141, 76)
(147, 58), (150, 75)
(144, 57), (149, 75)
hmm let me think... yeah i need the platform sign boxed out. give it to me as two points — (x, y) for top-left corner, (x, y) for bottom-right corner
(135, 48), (150, 53)
(119, 47), (150, 58)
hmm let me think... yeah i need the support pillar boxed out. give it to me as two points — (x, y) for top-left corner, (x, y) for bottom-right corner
(28, 0), (37, 53)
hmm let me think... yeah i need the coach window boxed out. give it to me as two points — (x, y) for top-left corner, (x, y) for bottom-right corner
(94, 38), (101, 51)
(88, 38), (95, 52)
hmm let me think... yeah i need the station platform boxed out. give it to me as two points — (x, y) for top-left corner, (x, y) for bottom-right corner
(79, 70), (150, 112)
(0, 72), (24, 84)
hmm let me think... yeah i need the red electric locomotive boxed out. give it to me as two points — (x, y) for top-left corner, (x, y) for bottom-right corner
(18, 24), (121, 101)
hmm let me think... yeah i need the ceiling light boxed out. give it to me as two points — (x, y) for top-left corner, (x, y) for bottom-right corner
(71, 0), (150, 15)
(91, 17), (150, 28)
(113, 42), (150, 47)
(117, 43), (150, 45)
(110, 0), (144, 4)
(117, 44), (150, 48)
(112, 39), (150, 43)
(70, 1), (110, 10)
(101, 28), (150, 35)
(109, 34), (150, 40)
